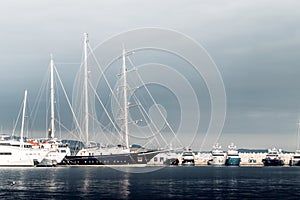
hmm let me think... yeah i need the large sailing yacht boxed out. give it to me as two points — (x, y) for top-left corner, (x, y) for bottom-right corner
(61, 33), (158, 166)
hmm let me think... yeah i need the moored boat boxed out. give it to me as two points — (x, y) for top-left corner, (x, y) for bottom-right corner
(37, 138), (70, 167)
(60, 34), (158, 166)
(262, 147), (284, 166)
(61, 144), (158, 166)
(181, 150), (195, 165)
(148, 150), (179, 166)
(289, 150), (300, 166)
(208, 143), (226, 166)
(164, 151), (179, 166)
(225, 143), (241, 166)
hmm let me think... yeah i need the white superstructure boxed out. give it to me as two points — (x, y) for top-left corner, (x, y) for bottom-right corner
(208, 143), (227, 166)
(227, 143), (239, 157)
(0, 140), (44, 166)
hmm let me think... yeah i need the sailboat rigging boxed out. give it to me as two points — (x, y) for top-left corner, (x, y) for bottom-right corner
(34, 55), (71, 166)
(60, 33), (159, 166)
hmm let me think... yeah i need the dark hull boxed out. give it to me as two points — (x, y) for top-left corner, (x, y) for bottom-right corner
(60, 156), (103, 165)
(59, 151), (158, 166)
(182, 159), (195, 166)
(262, 158), (284, 166)
(164, 158), (179, 165)
(289, 159), (300, 166)
(225, 157), (241, 166)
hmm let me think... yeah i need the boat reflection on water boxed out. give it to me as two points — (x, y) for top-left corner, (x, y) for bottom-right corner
(118, 173), (130, 198)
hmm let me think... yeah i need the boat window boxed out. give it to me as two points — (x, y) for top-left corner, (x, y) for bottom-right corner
(0, 143), (11, 146)
(0, 152), (12, 155)
(183, 152), (193, 156)
(294, 156), (300, 159)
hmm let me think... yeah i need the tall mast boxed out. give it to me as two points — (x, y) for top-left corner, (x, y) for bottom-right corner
(50, 54), (55, 139)
(83, 33), (89, 146)
(297, 120), (300, 150)
(20, 90), (27, 148)
(122, 47), (129, 149)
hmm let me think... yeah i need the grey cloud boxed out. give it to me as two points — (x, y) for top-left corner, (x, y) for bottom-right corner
(0, 0), (299, 150)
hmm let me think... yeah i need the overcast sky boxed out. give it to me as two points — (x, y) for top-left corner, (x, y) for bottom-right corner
(0, 0), (299, 150)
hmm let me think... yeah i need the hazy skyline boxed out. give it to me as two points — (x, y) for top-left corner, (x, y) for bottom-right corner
(0, 0), (299, 150)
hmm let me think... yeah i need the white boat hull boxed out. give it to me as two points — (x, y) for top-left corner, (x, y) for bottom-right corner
(208, 156), (226, 166)
(0, 146), (35, 166)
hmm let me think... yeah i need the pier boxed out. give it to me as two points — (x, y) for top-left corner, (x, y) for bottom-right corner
(148, 152), (295, 166)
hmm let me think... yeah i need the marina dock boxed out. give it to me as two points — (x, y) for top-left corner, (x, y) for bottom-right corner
(148, 152), (295, 166)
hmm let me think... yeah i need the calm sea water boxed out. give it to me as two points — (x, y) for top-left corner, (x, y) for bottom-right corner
(1, 166), (300, 199)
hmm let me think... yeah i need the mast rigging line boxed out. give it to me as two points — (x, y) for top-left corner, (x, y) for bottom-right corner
(87, 43), (126, 120)
(130, 94), (167, 146)
(88, 78), (123, 140)
(86, 44), (131, 146)
(85, 112), (115, 145)
(127, 56), (183, 148)
(86, 44), (183, 149)
(80, 40), (183, 150)
(53, 65), (83, 137)
(87, 45), (163, 148)
(54, 118), (82, 141)
(12, 98), (24, 137)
